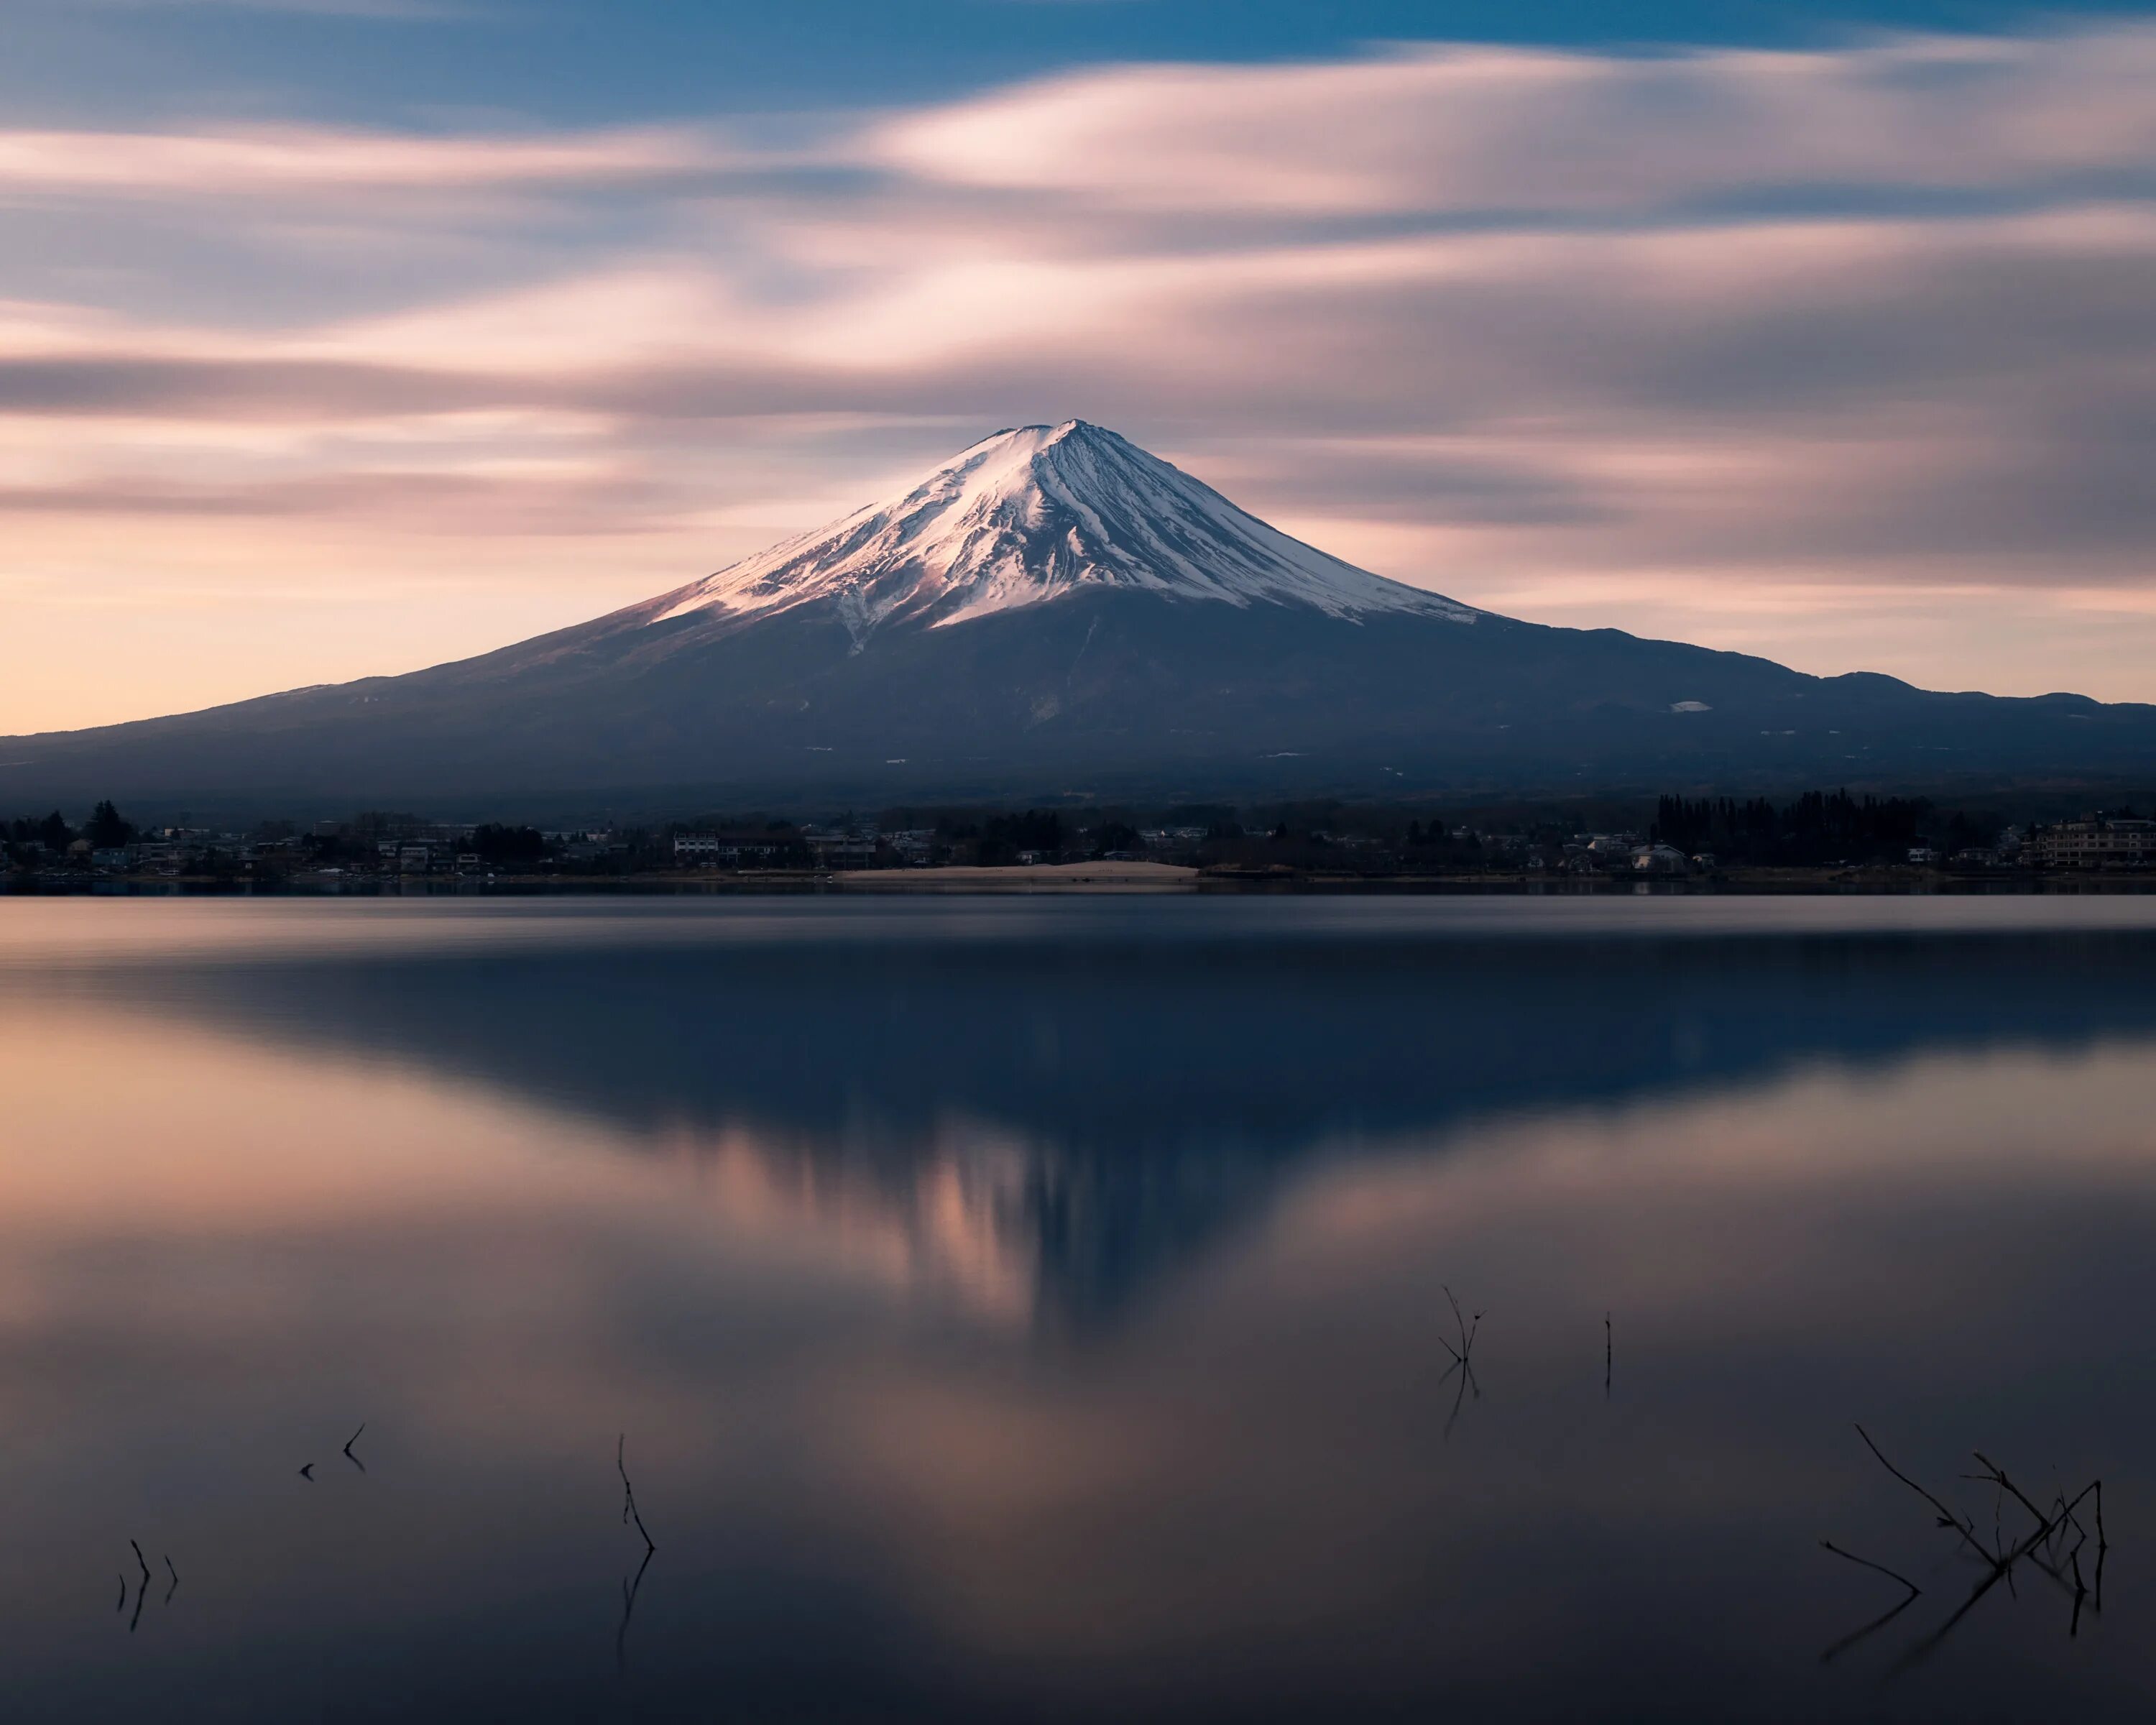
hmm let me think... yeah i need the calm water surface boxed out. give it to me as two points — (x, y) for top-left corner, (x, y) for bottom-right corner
(4, 894), (2156, 1721)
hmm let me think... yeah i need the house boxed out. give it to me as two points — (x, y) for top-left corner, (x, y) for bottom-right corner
(2025, 817), (2156, 869)
(1631, 844), (1690, 875)
(888, 829), (936, 863)
(673, 834), (724, 861)
(803, 827), (877, 865)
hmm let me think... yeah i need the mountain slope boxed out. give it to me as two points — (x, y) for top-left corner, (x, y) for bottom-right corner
(4, 421), (2155, 817)
(642, 420), (1477, 640)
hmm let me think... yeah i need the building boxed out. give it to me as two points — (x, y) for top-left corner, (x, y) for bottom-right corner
(803, 827), (877, 866)
(676, 833), (791, 868)
(2026, 817), (2156, 869)
(1631, 844), (1690, 875)
(887, 829), (936, 864)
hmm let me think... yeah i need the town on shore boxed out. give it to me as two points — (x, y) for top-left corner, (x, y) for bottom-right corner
(5, 791), (2155, 889)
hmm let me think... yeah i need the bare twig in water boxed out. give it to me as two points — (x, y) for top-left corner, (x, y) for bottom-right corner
(1435, 1286), (1484, 1439)
(1820, 1589), (1923, 1665)
(618, 1434), (657, 1553)
(1891, 1509), (2065, 1674)
(163, 1555), (179, 1606)
(115, 1574), (124, 1614)
(126, 1540), (152, 1632)
(344, 1423), (367, 1473)
(1441, 1285), (1483, 1364)
(1437, 1353), (1478, 1440)
(614, 1435), (659, 1674)
(2093, 1481), (2108, 1609)
(1852, 1426), (1987, 1563)
(615, 1543), (656, 1675)
(1825, 1428), (2109, 1670)
(1971, 1453), (2051, 1541)
(1820, 1540), (1921, 1600)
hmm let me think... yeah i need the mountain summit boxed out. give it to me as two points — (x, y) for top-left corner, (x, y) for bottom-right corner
(4, 420), (2154, 816)
(636, 420), (1475, 648)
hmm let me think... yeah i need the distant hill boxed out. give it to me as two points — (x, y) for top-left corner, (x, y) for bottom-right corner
(5, 420), (2152, 818)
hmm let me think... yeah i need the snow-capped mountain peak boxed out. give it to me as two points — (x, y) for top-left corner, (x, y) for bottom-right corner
(649, 420), (1476, 643)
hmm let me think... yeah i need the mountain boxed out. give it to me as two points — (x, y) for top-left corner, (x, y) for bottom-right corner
(4, 419), (2155, 817)
(646, 419), (1478, 637)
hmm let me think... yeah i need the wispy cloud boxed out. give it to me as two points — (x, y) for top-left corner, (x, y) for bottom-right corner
(0, 123), (737, 196)
(40, 0), (480, 18)
(4, 25), (2156, 727)
(874, 33), (2156, 216)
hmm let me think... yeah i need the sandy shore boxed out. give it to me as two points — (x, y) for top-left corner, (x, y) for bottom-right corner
(837, 860), (1201, 889)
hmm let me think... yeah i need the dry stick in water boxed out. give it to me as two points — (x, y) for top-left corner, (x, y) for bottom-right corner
(618, 1435), (657, 1553)
(1440, 1285), (1482, 1366)
(163, 1555), (179, 1606)
(1819, 1540), (1922, 1600)
(1827, 1428), (2109, 1668)
(1893, 1506), (2067, 1673)
(616, 1544), (655, 1675)
(344, 1423), (367, 1472)
(2093, 1481), (2109, 1608)
(126, 1542), (150, 1634)
(614, 1435), (659, 1675)
(2034, 1478), (2109, 1624)
(1853, 1425), (1989, 1563)
(1435, 1285), (1484, 1439)
(1817, 1541), (1924, 1666)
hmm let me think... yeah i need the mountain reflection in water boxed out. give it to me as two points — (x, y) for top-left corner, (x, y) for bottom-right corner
(4, 896), (2156, 1722)
(92, 899), (2156, 1326)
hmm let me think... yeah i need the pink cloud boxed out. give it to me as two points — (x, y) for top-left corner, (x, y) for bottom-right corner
(872, 30), (2156, 214)
(4, 25), (2156, 727)
(0, 123), (732, 198)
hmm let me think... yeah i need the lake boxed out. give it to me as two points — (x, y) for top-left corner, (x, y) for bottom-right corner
(4, 893), (2156, 1721)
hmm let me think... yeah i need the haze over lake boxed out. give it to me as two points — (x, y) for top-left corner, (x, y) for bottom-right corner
(6, 895), (2156, 1721)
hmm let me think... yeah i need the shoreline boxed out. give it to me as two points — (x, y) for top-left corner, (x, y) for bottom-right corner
(9, 865), (2156, 896)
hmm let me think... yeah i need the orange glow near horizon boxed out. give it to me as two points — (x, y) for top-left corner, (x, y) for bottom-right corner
(6, 27), (2156, 732)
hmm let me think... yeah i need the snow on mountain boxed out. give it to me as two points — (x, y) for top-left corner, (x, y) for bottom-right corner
(648, 420), (1478, 646)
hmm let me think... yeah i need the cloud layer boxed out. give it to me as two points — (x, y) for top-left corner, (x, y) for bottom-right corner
(4, 26), (2156, 730)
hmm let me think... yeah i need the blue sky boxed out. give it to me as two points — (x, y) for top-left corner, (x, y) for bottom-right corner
(4, 0), (2155, 729)
(14, 2), (2156, 126)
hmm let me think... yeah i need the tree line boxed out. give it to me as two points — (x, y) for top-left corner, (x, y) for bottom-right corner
(1650, 790), (1994, 865)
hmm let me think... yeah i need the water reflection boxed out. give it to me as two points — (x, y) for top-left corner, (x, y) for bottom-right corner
(73, 901), (2156, 1327)
(1, 898), (2154, 1721)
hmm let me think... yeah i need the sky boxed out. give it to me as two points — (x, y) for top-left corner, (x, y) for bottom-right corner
(4, 0), (2155, 732)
